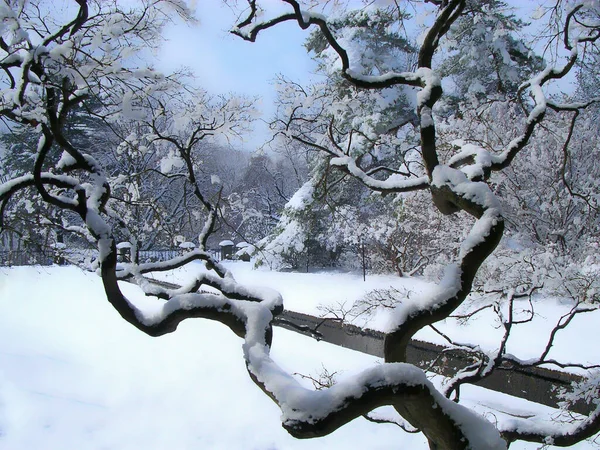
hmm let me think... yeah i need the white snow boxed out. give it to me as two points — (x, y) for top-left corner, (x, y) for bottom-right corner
(149, 261), (600, 373)
(0, 173), (79, 200)
(286, 181), (314, 210)
(0, 265), (597, 449)
(432, 165), (501, 211)
(330, 155), (429, 191)
(159, 151), (185, 174)
(55, 151), (77, 170)
(48, 40), (73, 60)
(0, 266), (428, 450)
(415, 67), (441, 107)
(388, 263), (462, 331)
(459, 208), (501, 259)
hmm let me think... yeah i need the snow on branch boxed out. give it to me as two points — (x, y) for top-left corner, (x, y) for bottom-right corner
(232, 0), (445, 90)
(88, 230), (504, 448)
(432, 165), (501, 216)
(330, 156), (429, 193)
(0, 172), (79, 201)
(448, 3), (600, 178)
(133, 267), (283, 306)
(116, 248), (227, 278)
(0, 172), (80, 229)
(547, 97), (600, 112)
(500, 404), (600, 447)
(239, 301), (506, 449)
(383, 168), (504, 362)
(492, 2), (599, 171)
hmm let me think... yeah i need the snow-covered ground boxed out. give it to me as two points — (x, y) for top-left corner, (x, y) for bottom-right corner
(150, 261), (600, 371)
(0, 264), (597, 449)
(147, 259), (433, 318)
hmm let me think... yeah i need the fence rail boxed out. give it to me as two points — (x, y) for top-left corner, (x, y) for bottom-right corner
(137, 249), (180, 263)
(0, 250), (55, 266)
(0, 247), (223, 267)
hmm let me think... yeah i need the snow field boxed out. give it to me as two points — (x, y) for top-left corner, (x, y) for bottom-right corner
(0, 265), (596, 449)
(151, 261), (599, 370)
(0, 266), (427, 449)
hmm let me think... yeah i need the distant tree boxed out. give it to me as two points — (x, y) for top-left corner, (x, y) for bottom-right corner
(256, 10), (426, 271)
(107, 86), (256, 251)
(0, 96), (115, 252)
(227, 150), (303, 244)
(0, 5), (255, 255)
(1, 1), (600, 450)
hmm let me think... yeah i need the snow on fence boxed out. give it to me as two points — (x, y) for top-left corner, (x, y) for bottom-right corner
(0, 248), (100, 267)
(137, 249), (180, 263)
(0, 248), (223, 267)
(138, 248), (221, 263)
(0, 250), (55, 266)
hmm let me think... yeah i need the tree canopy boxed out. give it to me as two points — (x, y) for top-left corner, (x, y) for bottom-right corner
(1, 1), (600, 449)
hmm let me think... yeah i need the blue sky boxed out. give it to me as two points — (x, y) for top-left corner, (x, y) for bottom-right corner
(155, 1), (553, 152)
(157, 1), (320, 151)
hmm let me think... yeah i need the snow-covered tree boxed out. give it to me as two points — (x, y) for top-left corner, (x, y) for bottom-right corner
(225, 146), (307, 246)
(0, 1), (256, 255)
(0, 95), (116, 252)
(231, 0), (600, 448)
(2, 1), (600, 449)
(439, 0), (544, 109)
(109, 85), (257, 250)
(432, 1), (600, 304)
(255, 7), (430, 271)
